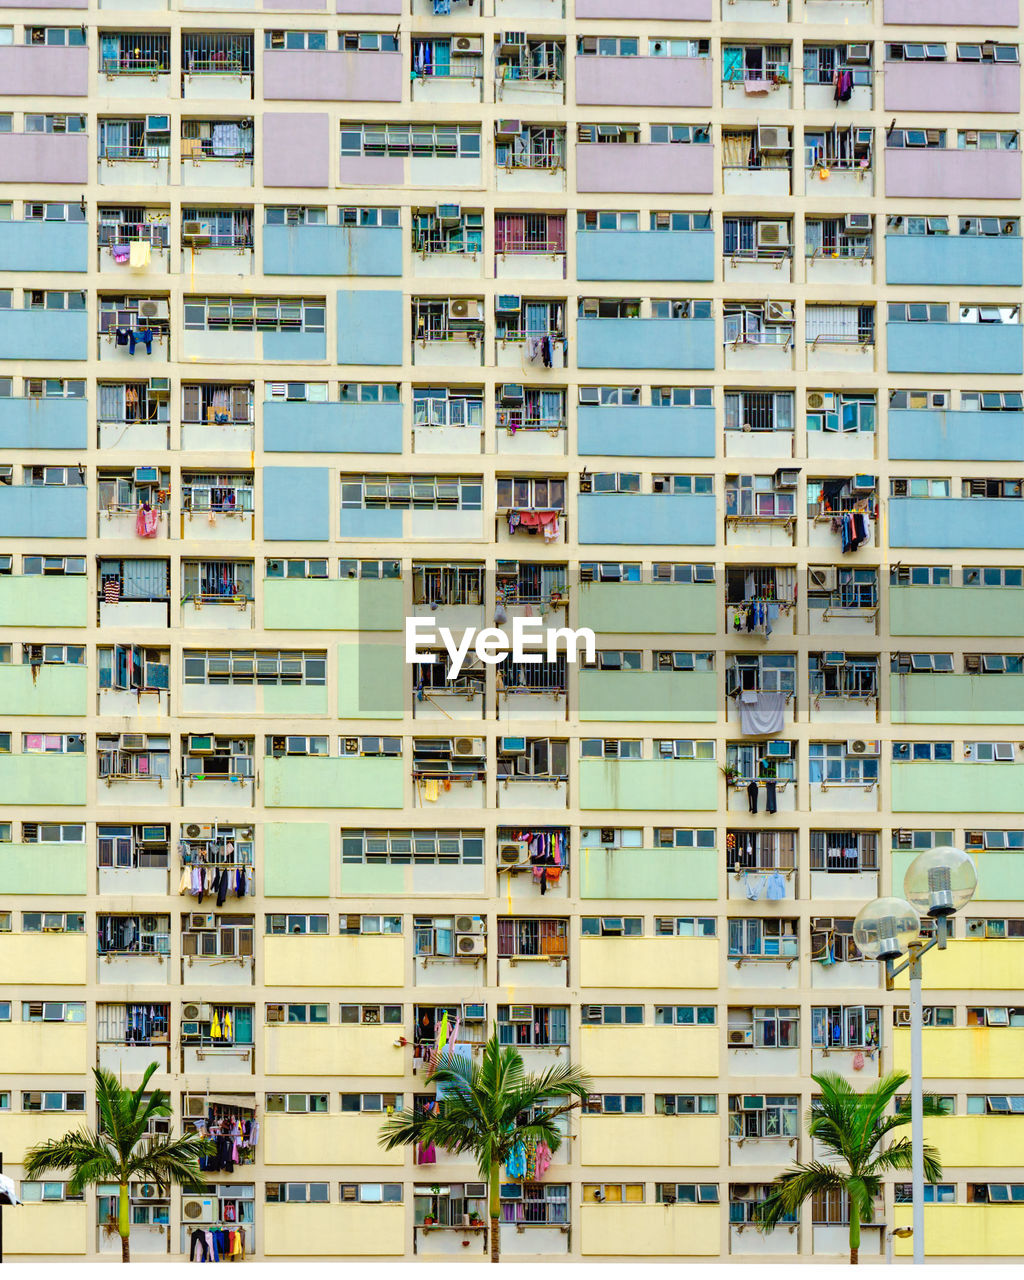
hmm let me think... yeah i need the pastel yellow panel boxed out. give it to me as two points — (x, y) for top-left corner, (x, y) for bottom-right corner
(895, 1205), (1024, 1257)
(264, 1204), (405, 1256)
(580, 1027), (718, 1078)
(264, 1114), (404, 1166)
(1, 1113), (87, 1159)
(3, 1025), (87, 1075)
(0, 935), (88, 984)
(263, 936), (404, 988)
(922, 1116), (1021, 1167)
(893, 1028), (1024, 1080)
(893, 940), (1021, 990)
(5, 1203), (88, 1257)
(579, 938), (718, 989)
(580, 1205), (719, 1257)
(580, 1115), (719, 1167)
(264, 1026), (406, 1077)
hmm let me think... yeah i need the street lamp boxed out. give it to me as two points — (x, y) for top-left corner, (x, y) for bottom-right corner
(853, 847), (977, 1266)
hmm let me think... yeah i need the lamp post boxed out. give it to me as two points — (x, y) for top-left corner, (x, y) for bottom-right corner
(853, 846), (977, 1266)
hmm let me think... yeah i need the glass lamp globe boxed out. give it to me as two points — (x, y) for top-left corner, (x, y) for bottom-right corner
(853, 897), (921, 962)
(903, 846), (977, 918)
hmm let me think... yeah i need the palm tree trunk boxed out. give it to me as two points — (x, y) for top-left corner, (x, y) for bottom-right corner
(488, 1159), (501, 1262)
(848, 1210), (860, 1265)
(119, 1183), (131, 1263)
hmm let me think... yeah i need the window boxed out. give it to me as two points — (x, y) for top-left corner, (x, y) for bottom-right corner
(179, 1003), (252, 1046)
(413, 388), (483, 429)
(183, 297), (325, 333)
(655, 1006), (716, 1025)
(342, 475), (482, 511)
(890, 477), (950, 498)
(888, 302), (949, 323)
(340, 1004), (402, 1024)
(583, 1094), (644, 1114)
(495, 211), (565, 254)
(497, 1005), (568, 1045)
(341, 123), (480, 159)
(725, 474), (796, 520)
(497, 918), (567, 959)
(266, 1183), (330, 1203)
(339, 1183), (403, 1204)
(580, 1003), (643, 1025)
(965, 829), (1024, 850)
(810, 918), (861, 963)
(413, 209), (482, 253)
(24, 733), (85, 755)
(658, 1183), (719, 1204)
(650, 299), (712, 320)
(496, 476), (565, 510)
(266, 1003), (328, 1024)
(499, 1183), (567, 1224)
(892, 741), (953, 761)
(340, 207), (400, 228)
(887, 128), (945, 149)
(580, 917), (643, 937)
(340, 1092), (402, 1113)
(25, 466), (85, 487)
(583, 1183), (644, 1203)
(963, 477), (1023, 498)
(810, 831), (878, 871)
(729, 1094), (799, 1138)
(20, 1183), (83, 1202)
(960, 217), (1020, 237)
(265, 913), (329, 936)
(22, 1001), (85, 1023)
(264, 30), (328, 49)
(725, 390), (793, 433)
(886, 42), (947, 60)
(728, 919), (798, 960)
(22, 912), (84, 934)
(728, 1007), (799, 1048)
(183, 650), (325, 686)
(25, 114), (86, 134)
(655, 1094), (717, 1115)
(967, 1095), (1024, 1115)
(649, 124), (709, 144)
(811, 1005), (880, 1049)
(730, 1185), (797, 1225)
(22, 1091), (86, 1112)
(896, 1183), (956, 1203)
(958, 130), (1019, 150)
(343, 830), (484, 866)
(265, 1093), (329, 1113)
(655, 917), (717, 937)
(966, 917), (1024, 938)
(265, 206), (327, 226)
(580, 739), (643, 759)
(577, 36), (638, 56)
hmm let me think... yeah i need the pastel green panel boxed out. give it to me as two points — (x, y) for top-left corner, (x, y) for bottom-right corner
(577, 583), (717, 635)
(579, 759), (719, 811)
(0, 843), (87, 895)
(264, 757), (404, 808)
(262, 684), (329, 716)
(891, 762), (1024, 813)
(0, 665), (87, 715)
(579, 847), (718, 899)
(0, 577), (88, 627)
(578, 670), (717, 722)
(890, 673), (1024, 724)
(264, 822), (331, 897)
(339, 863), (408, 895)
(263, 579), (404, 631)
(892, 850), (1024, 901)
(338, 642), (405, 719)
(889, 585), (1024, 638)
(0, 756), (88, 806)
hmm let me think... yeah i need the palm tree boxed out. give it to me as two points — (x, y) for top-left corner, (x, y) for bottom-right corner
(754, 1069), (945, 1264)
(379, 1031), (591, 1262)
(24, 1062), (211, 1262)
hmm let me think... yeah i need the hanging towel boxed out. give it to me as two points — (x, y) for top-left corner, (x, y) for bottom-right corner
(210, 1010), (221, 1039)
(738, 691), (786, 736)
(765, 871), (787, 900)
(129, 240), (151, 268)
(423, 778), (439, 803)
(535, 1140), (552, 1177)
(222, 1011), (232, 1040)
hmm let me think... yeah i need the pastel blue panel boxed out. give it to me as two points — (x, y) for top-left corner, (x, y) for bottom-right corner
(0, 311), (88, 361)
(888, 409), (1024, 462)
(576, 231), (715, 282)
(578, 494), (716, 545)
(577, 318), (715, 370)
(889, 497), (1024, 549)
(577, 405), (715, 457)
(263, 467), (330, 541)
(0, 486), (87, 538)
(886, 322), (1023, 375)
(0, 398), (88, 449)
(264, 401), (402, 453)
(338, 290), (403, 366)
(262, 330), (327, 362)
(263, 225), (402, 276)
(885, 234), (1022, 287)
(0, 222), (89, 272)
(339, 508), (403, 539)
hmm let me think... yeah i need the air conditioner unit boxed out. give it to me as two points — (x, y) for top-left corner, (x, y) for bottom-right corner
(766, 741), (791, 758)
(578, 387), (599, 405)
(455, 915), (485, 935)
(496, 295), (521, 314)
(851, 474), (876, 492)
(494, 119), (522, 140)
(182, 1197), (217, 1225)
(499, 841), (530, 866)
(138, 299), (167, 319)
(767, 301), (794, 323)
(184, 823), (215, 840)
(809, 567), (837, 591)
(892, 479), (908, 496)
(121, 733), (146, 751)
(146, 114), (170, 133)
(499, 32), (526, 52)
(757, 220), (789, 249)
(139, 826), (166, 844)
(183, 1094), (207, 1119)
(845, 213), (872, 232)
(465, 1182), (487, 1199)
(182, 1001), (212, 1021)
(741, 1094), (766, 1110)
(847, 43), (871, 62)
(500, 383), (524, 403)
(188, 736), (214, 755)
(230, 739), (248, 756)
(728, 1028), (753, 1046)
(807, 391), (835, 411)
(188, 916), (214, 932)
(775, 467), (800, 488)
(457, 934), (486, 957)
(447, 298), (481, 323)
(758, 125), (789, 152)
(499, 737), (527, 755)
(182, 220), (210, 245)
(463, 1003), (486, 1021)
(847, 739), (881, 756)
(928, 392), (947, 409)
(823, 651), (847, 665)
(454, 36), (483, 55)
(995, 742), (1015, 761)
(508, 1004), (532, 1022)
(662, 1097), (677, 1115)
(453, 737), (484, 759)
(894, 1008), (912, 1026)
(436, 203), (461, 223)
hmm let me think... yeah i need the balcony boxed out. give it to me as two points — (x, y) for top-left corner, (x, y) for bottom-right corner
(0, 398), (88, 450)
(577, 143), (713, 194)
(579, 758), (718, 810)
(581, 1205), (718, 1257)
(0, 221), (88, 273)
(889, 583), (1024, 636)
(0, 45), (88, 95)
(0, 133), (88, 184)
(263, 577), (403, 630)
(0, 486), (88, 538)
(883, 61), (1019, 114)
(580, 1026), (718, 1076)
(889, 408), (1024, 461)
(264, 50), (402, 101)
(263, 757), (404, 808)
(264, 935), (403, 986)
(891, 760), (1024, 812)
(889, 496), (1024, 548)
(885, 148), (1020, 200)
(886, 234), (1022, 286)
(577, 582), (716, 633)
(0, 310), (88, 362)
(577, 494), (716, 545)
(575, 55), (711, 107)
(578, 670), (717, 722)
(0, 664), (87, 716)
(886, 322), (1023, 375)
(576, 230), (713, 282)
(577, 318), (714, 370)
(263, 225), (402, 277)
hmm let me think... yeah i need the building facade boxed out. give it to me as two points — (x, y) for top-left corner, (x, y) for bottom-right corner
(0, 0), (1022, 1261)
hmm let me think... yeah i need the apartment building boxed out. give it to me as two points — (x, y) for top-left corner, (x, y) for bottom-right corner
(0, 0), (1022, 1262)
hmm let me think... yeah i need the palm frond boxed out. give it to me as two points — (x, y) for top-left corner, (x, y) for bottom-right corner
(867, 1136), (943, 1183)
(754, 1162), (850, 1232)
(24, 1130), (114, 1181)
